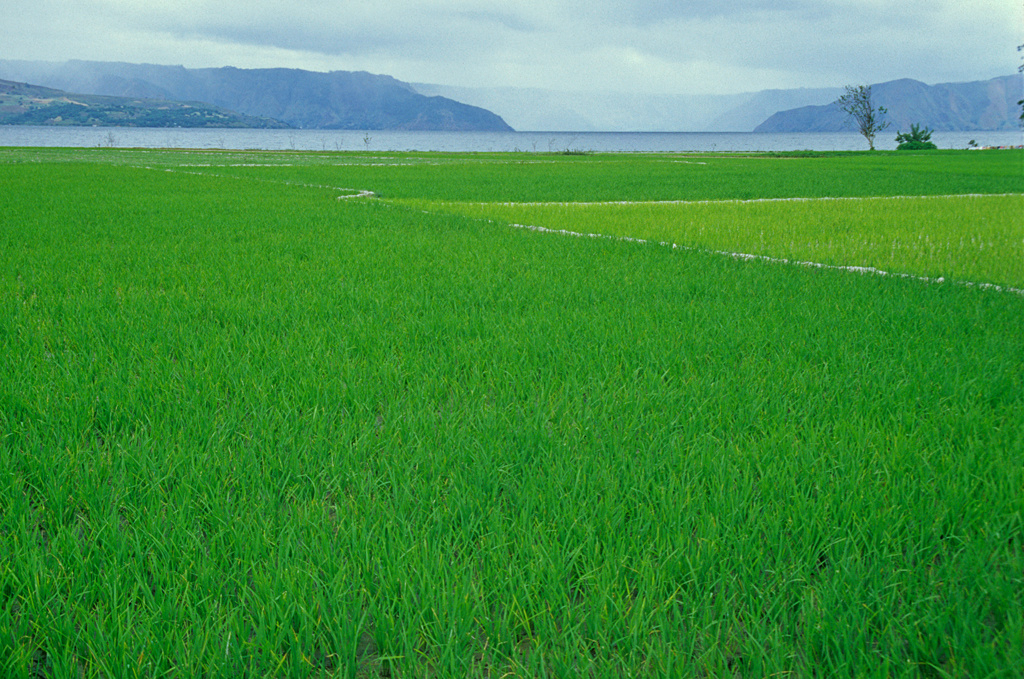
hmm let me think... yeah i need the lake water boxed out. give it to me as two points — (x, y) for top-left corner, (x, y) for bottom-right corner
(1, 125), (1021, 153)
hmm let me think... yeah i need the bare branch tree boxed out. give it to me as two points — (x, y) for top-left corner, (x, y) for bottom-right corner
(836, 85), (890, 150)
(1017, 44), (1023, 125)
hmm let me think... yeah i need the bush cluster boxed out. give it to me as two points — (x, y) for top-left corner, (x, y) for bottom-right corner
(896, 123), (937, 150)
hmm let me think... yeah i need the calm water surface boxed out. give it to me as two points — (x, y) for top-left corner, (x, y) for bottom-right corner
(1, 126), (1021, 153)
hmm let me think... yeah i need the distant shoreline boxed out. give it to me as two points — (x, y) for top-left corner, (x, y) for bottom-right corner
(1, 126), (1021, 153)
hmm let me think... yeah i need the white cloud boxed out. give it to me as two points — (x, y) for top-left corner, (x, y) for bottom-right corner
(2, 0), (1021, 94)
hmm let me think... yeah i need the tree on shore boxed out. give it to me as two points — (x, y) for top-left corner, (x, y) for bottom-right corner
(1018, 45), (1023, 125)
(836, 85), (890, 150)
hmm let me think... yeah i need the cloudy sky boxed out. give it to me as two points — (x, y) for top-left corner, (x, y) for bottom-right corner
(3, 0), (1022, 94)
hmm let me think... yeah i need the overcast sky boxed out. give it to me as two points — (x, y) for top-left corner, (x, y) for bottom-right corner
(4, 0), (1022, 94)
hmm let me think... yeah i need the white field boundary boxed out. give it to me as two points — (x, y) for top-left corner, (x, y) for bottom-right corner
(485, 192), (1023, 207)
(141, 165), (375, 199)
(504, 219), (1024, 297)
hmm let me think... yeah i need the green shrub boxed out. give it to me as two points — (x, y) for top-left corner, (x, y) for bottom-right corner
(896, 123), (937, 150)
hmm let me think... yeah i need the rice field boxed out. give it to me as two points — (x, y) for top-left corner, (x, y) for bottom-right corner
(1, 147), (1022, 677)
(418, 194), (1024, 291)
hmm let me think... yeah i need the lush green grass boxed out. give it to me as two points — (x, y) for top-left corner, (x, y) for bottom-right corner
(1, 149), (1022, 677)
(415, 194), (1024, 289)
(3, 146), (1021, 202)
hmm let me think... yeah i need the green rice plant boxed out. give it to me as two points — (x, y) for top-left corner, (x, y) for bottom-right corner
(0, 149), (1021, 677)
(10, 145), (1016, 203)
(414, 193), (1024, 288)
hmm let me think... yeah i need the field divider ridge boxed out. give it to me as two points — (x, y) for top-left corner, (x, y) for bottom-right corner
(137, 164), (377, 199)
(504, 219), (1024, 295)
(479, 192), (1024, 207)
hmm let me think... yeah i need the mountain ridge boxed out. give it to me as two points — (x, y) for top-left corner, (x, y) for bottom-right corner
(755, 75), (1022, 133)
(0, 78), (289, 128)
(1, 60), (1016, 134)
(0, 60), (513, 131)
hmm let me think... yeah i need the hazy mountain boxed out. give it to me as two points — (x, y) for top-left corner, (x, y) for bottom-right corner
(412, 83), (842, 132)
(707, 87), (844, 131)
(413, 85), (737, 131)
(0, 78), (289, 128)
(755, 75), (1023, 133)
(0, 60), (513, 131)
(417, 78), (1018, 133)
(3, 59), (1014, 134)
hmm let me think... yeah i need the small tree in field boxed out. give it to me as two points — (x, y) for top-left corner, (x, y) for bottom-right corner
(836, 84), (890, 150)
